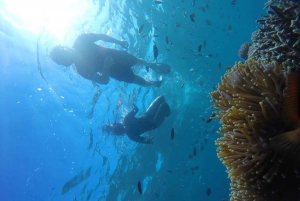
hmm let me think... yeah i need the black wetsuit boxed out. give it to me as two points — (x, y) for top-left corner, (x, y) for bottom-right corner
(122, 96), (171, 144)
(72, 34), (138, 83)
(123, 107), (157, 144)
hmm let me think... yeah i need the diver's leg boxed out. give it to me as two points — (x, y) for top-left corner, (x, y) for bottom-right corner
(135, 58), (149, 66)
(133, 74), (162, 87)
(146, 96), (166, 114)
(153, 102), (171, 127)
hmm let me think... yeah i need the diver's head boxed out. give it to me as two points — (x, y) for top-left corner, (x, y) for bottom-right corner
(50, 45), (75, 67)
(102, 123), (125, 136)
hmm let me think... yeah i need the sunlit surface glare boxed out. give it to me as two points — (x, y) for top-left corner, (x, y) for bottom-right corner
(3, 0), (94, 39)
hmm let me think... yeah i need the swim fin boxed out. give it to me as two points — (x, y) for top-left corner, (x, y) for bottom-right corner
(149, 63), (171, 74)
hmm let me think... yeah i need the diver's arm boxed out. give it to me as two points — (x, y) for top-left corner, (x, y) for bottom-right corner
(91, 72), (109, 84)
(124, 105), (139, 121)
(78, 33), (128, 48)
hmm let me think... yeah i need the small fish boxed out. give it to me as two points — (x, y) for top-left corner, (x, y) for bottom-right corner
(153, 34), (160, 37)
(171, 128), (174, 139)
(166, 36), (169, 44)
(200, 145), (204, 151)
(166, 47), (171, 51)
(227, 25), (232, 31)
(193, 147), (197, 157)
(218, 62), (222, 69)
(206, 20), (212, 25)
(206, 188), (211, 196)
(138, 24), (144, 34)
(176, 22), (181, 28)
(162, 21), (168, 26)
(203, 40), (206, 48)
(206, 53), (213, 57)
(198, 45), (202, 52)
(206, 112), (216, 123)
(231, 0), (236, 6)
(167, 170), (173, 173)
(205, 3), (209, 8)
(192, 0), (196, 7)
(153, 44), (158, 60)
(155, 0), (163, 4)
(180, 81), (185, 88)
(190, 13), (196, 22)
(200, 6), (205, 12)
(155, 193), (160, 198)
(138, 181), (143, 194)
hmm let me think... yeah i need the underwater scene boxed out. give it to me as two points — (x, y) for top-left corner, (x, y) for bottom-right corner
(1, 0), (300, 200)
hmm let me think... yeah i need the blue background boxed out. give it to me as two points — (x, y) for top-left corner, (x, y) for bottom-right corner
(0, 0), (265, 200)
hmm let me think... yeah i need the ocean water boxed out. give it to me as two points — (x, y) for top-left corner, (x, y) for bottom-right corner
(0, 0), (265, 200)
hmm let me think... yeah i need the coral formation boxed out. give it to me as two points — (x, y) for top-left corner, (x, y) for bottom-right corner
(211, 60), (300, 200)
(212, 1), (300, 200)
(248, 0), (300, 69)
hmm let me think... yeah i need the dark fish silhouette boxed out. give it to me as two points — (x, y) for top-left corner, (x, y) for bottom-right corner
(166, 36), (169, 44)
(203, 40), (206, 48)
(190, 13), (195, 22)
(171, 128), (174, 139)
(153, 44), (158, 60)
(155, 0), (163, 4)
(138, 181), (143, 194)
(167, 170), (173, 173)
(206, 112), (216, 123)
(180, 81), (185, 88)
(192, 0), (196, 7)
(153, 25), (159, 31)
(193, 147), (197, 157)
(206, 20), (212, 25)
(198, 45), (202, 52)
(153, 34), (160, 37)
(206, 188), (211, 196)
(227, 25), (232, 31)
(200, 145), (204, 151)
(138, 24), (144, 34)
(218, 62), (222, 69)
(231, 0), (236, 6)
(176, 22), (181, 28)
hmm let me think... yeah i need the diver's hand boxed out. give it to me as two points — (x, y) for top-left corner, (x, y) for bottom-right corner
(119, 40), (129, 49)
(132, 103), (139, 113)
(145, 136), (154, 144)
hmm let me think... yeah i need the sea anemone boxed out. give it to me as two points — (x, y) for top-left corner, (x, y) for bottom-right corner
(211, 60), (300, 200)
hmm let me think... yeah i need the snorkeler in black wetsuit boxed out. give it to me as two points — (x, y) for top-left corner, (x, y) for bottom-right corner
(103, 96), (171, 144)
(49, 33), (171, 87)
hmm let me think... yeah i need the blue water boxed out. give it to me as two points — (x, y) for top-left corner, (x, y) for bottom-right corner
(0, 0), (265, 200)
